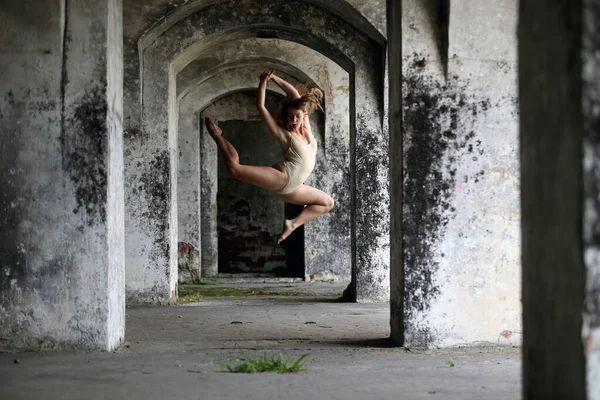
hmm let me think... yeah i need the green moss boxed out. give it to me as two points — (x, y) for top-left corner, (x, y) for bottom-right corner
(178, 286), (304, 299)
(177, 292), (205, 304)
(196, 277), (219, 285)
(222, 351), (309, 373)
(38, 341), (76, 352)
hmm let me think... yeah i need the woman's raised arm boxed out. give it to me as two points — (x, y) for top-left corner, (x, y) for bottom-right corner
(256, 70), (284, 140)
(270, 73), (301, 100)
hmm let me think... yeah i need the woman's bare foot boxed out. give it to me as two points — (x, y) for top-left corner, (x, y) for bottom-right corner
(278, 219), (296, 244)
(204, 117), (222, 139)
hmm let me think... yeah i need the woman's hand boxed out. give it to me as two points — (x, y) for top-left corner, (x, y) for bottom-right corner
(259, 69), (275, 84)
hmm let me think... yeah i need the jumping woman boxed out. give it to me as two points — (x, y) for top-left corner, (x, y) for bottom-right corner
(204, 69), (334, 244)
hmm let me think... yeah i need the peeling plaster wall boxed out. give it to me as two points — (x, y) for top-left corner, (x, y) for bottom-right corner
(0, 0), (124, 351)
(399, 0), (521, 347)
(131, 0), (387, 302)
(177, 38), (351, 282)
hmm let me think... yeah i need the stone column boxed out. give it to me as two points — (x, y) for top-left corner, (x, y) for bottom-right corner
(519, 0), (599, 398)
(124, 51), (177, 305)
(199, 118), (219, 277)
(177, 99), (201, 282)
(0, 0), (124, 350)
(394, 0), (520, 348)
(353, 51), (390, 303)
(388, 0), (404, 343)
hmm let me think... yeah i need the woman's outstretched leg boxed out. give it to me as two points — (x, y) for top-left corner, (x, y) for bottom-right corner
(204, 117), (240, 169)
(204, 117), (288, 191)
(277, 184), (334, 243)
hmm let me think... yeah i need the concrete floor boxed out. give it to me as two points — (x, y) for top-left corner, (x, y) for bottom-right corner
(0, 282), (521, 400)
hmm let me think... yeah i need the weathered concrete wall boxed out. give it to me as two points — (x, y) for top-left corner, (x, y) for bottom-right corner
(520, 1), (589, 398)
(124, 50), (178, 305)
(127, 0), (387, 302)
(399, 0), (521, 347)
(0, 0), (124, 350)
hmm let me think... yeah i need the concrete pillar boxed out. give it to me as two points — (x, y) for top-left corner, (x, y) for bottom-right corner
(177, 100), (201, 266)
(353, 51), (390, 303)
(388, 0), (404, 343)
(519, 0), (600, 398)
(124, 51), (177, 305)
(199, 114), (219, 277)
(0, 0), (124, 350)
(392, 0), (520, 348)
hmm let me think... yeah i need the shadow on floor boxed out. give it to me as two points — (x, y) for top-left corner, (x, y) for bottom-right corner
(320, 337), (398, 348)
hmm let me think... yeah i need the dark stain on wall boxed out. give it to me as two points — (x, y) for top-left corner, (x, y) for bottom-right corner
(139, 150), (171, 265)
(0, 91), (27, 296)
(403, 59), (497, 346)
(354, 112), (389, 298)
(123, 123), (141, 141)
(421, 0), (450, 79)
(62, 86), (108, 226)
(324, 132), (352, 241)
(307, 124), (351, 280)
(0, 145), (26, 298)
(0, 84), (79, 348)
(403, 73), (450, 345)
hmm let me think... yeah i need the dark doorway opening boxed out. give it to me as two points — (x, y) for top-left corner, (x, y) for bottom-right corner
(217, 119), (304, 277)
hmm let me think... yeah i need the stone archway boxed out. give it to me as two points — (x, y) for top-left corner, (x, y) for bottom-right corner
(176, 44), (351, 282)
(125, 0), (388, 304)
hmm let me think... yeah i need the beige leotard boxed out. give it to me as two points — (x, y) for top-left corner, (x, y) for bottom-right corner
(275, 132), (317, 195)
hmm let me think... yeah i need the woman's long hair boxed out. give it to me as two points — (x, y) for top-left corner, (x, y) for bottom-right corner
(275, 85), (324, 129)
